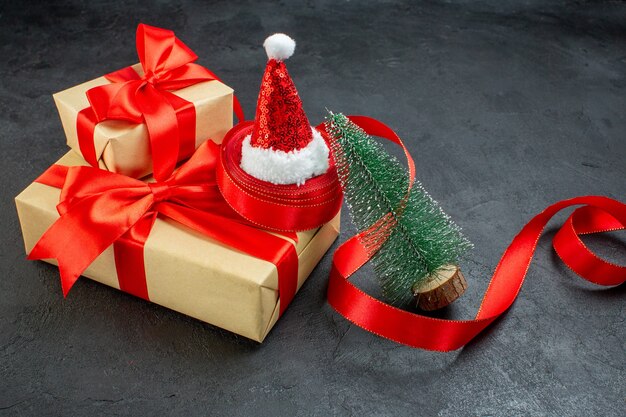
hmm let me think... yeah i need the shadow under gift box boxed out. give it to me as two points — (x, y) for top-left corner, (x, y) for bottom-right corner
(15, 150), (340, 342)
(53, 64), (234, 179)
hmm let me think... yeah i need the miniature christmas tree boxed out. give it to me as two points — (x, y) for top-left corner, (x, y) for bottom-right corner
(325, 112), (473, 310)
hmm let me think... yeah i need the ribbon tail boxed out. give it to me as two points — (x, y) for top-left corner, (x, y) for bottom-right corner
(28, 190), (152, 296)
(138, 87), (180, 181)
(327, 195), (626, 351)
(27, 216), (103, 296)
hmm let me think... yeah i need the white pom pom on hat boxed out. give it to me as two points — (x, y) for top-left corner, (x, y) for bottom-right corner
(263, 33), (296, 61)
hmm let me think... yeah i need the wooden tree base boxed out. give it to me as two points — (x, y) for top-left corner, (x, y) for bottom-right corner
(412, 265), (467, 311)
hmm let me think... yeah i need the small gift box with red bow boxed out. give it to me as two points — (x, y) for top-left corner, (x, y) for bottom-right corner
(54, 24), (241, 181)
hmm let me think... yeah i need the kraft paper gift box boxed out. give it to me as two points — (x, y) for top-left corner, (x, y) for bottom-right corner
(53, 63), (234, 179)
(15, 150), (340, 342)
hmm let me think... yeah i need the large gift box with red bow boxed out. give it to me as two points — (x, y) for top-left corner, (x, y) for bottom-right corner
(15, 143), (340, 342)
(54, 24), (239, 180)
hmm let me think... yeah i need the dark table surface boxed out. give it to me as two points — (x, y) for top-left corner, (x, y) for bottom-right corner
(1, 1), (624, 416)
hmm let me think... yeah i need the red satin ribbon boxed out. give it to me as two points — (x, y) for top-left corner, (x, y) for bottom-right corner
(77, 23), (245, 181)
(216, 121), (343, 232)
(326, 116), (625, 351)
(28, 141), (299, 316)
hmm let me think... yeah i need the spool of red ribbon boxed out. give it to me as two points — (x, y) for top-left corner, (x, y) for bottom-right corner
(216, 121), (343, 232)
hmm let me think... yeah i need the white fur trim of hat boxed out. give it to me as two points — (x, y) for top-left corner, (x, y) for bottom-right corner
(240, 127), (330, 186)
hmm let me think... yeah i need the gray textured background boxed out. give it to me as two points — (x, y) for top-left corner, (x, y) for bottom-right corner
(1, 1), (625, 416)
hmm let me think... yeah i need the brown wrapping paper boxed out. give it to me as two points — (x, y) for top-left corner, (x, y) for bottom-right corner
(53, 64), (234, 179)
(15, 151), (340, 342)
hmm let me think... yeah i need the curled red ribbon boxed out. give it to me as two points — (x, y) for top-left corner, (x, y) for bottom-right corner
(326, 116), (625, 351)
(77, 24), (245, 181)
(28, 141), (300, 316)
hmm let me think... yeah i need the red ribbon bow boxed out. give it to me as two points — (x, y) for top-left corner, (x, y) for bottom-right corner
(28, 141), (300, 315)
(78, 24), (244, 181)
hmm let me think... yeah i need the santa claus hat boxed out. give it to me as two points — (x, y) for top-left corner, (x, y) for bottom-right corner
(216, 34), (341, 231)
(240, 33), (329, 186)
